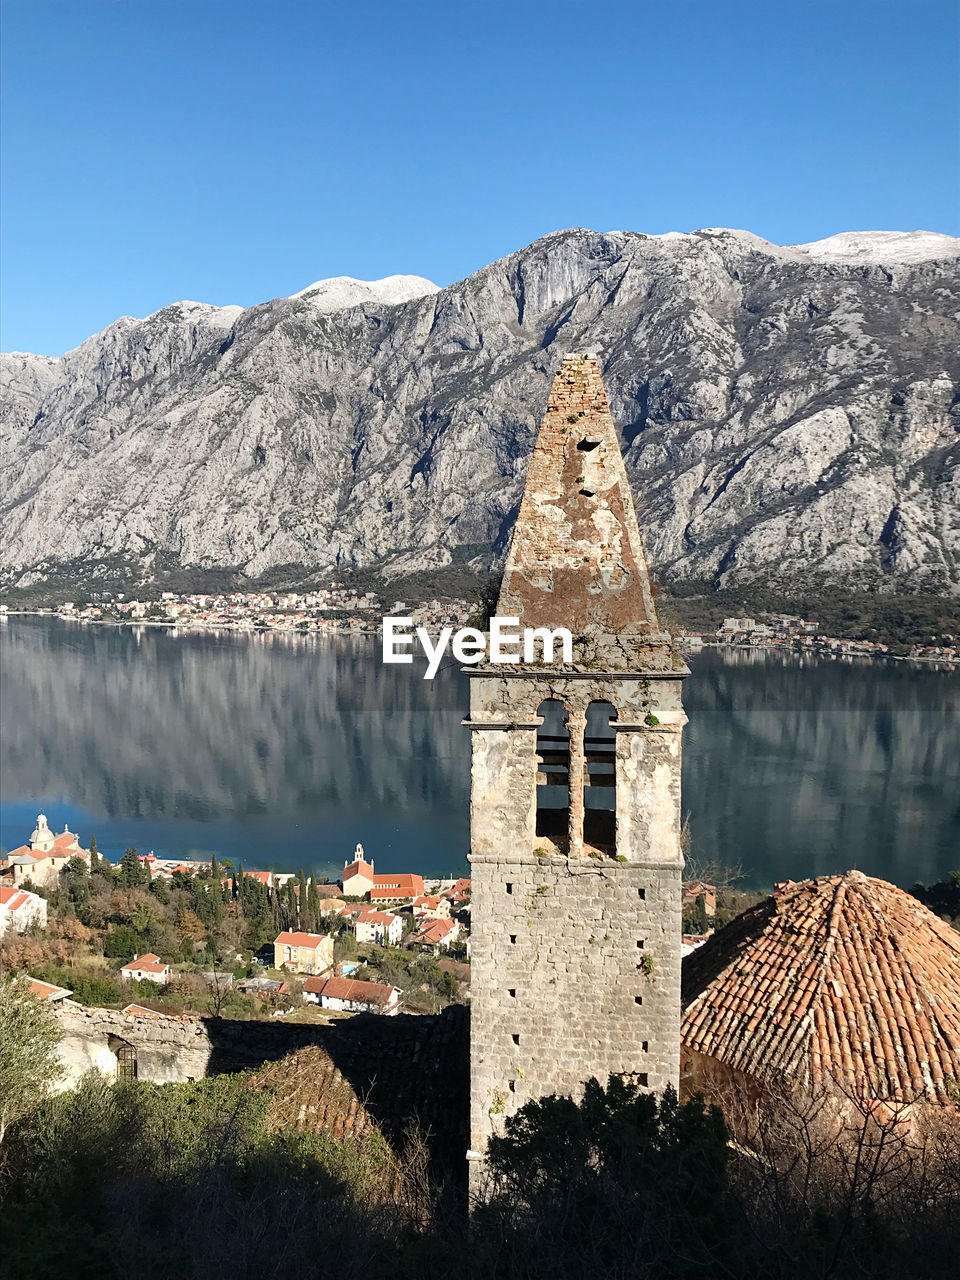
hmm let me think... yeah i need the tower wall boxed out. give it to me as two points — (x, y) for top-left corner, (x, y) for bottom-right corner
(467, 670), (685, 1191)
(465, 354), (688, 1199)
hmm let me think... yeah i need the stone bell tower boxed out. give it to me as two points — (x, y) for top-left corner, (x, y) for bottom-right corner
(466, 354), (688, 1189)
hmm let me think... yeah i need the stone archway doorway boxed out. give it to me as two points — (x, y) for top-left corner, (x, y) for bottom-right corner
(107, 1035), (138, 1079)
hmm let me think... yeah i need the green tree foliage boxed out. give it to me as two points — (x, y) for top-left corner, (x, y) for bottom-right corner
(34, 966), (123, 1009)
(62, 855), (91, 911)
(0, 977), (63, 1143)
(477, 1077), (731, 1278)
(909, 871), (960, 930)
(1, 1063), (959, 1279)
(0, 1072), (419, 1279)
(189, 872), (223, 928)
(103, 924), (140, 959)
(353, 948), (458, 1012)
(682, 891), (710, 934)
(88, 834), (99, 871)
(149, 875), (170, 906)
(119, 848), (148, 889)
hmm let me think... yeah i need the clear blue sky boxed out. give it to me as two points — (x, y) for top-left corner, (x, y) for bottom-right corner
(2, 0), (957, 355)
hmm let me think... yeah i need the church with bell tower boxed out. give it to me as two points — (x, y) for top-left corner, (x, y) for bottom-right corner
(466, 354), (688, 1186)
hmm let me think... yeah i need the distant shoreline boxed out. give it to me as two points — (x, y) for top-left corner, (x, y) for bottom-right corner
(2, 608), (957, 670)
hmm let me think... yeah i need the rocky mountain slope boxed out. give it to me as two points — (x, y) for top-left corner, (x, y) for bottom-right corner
(2, 228), (958, 595)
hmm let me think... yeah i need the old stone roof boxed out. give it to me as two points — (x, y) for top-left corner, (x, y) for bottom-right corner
(496, 354), (668, 656)
(681, 871), (960, 1104)
(54, 1000), (469, 1184)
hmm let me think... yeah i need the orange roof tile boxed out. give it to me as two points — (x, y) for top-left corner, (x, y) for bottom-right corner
(274, 931), (329, 948)
(369, 873), (424, 898)
(121, 953), (168, 974)
(0, 886), (34, 909)
(357, 909), (398, 925)
(26, 977), (72, 1000)
(418, 918), (457, 943)
(681, 871), (960, 1104)
(305, 975), (396, 1005)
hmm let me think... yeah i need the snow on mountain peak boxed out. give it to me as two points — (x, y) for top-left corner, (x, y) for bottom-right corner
(791, 231), (960, 265)
(291, 274), (440, 311)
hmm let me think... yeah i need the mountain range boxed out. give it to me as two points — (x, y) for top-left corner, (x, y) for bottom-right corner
(2, 227), (958, 596)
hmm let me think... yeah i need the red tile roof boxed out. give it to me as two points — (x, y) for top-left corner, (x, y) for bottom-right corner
(274, 931), (328, 948)
(5, 844), (37, 862)
(682, 871), (960, 1104)
(369, 873), (424, 900)
(357, 909), (398, 925)
(121, 953), (169, 974)
(343, 860), (374, 882)
(26, 977), (72, 1000)
(418, 918), (458, 944)
(304, 975), (397, 1006)
(0, 886), (34, 910)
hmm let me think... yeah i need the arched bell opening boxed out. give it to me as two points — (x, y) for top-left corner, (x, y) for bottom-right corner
(584, 700), (618, 853)
(535, 699), (570, 851)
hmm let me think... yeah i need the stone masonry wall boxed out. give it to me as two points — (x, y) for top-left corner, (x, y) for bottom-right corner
(467, 669), (685, 1181)
(469, 850), (682, 1161)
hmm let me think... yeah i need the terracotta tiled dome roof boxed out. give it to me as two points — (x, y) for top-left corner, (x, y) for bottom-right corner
(681, 871), (960, 1103)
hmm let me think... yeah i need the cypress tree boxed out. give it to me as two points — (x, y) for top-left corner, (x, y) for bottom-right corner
(89, 835), (99, 871)
(120, 848), (145, 889)
(296, 870), (308, 931)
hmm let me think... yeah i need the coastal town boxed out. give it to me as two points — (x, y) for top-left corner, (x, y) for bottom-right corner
(0, 586), (475, 636)
(1, 589), (957, 665)
(1, 816), (472, 1022)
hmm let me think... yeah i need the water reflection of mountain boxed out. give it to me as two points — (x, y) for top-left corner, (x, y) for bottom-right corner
(0, 618), (469, 822)
(1, 619), (957, 887)
(682, 649), (960, 887)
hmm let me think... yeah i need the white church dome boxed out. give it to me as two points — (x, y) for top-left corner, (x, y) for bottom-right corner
(30, 813), (55, 853)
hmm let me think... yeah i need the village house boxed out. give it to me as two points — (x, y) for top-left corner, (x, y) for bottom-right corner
(0, 884), (47, 935)
(412, 894), (451, 921)
(413, 917), (460, 953)
(273, 930), (334, 976)
(682, 881), (717, 917)
(354, 908), (403, 947)
(120, 954), (171, 984)
(1, 813), (90, 888)
(296, 974), (401, 1016)
(316, 898), (347, 918)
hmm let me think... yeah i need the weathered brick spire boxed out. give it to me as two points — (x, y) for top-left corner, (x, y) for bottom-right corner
(498, 354), (665, 648)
